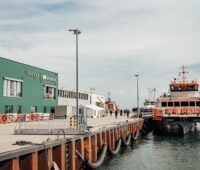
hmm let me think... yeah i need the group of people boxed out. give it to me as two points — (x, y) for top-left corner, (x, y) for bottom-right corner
(109, 109), (130, 119)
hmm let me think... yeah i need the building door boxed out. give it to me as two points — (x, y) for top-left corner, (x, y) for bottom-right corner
(17, 106), (22, 114)
(5, 105), (13, 114)
(43, 106), (47, 113)
(31, 106), (37, 113)
(50, 107), (55, 113)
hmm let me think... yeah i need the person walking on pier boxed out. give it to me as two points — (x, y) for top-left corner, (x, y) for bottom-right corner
(110, 110), (112, 117)
(120, 110), (123, 116)
(127, 110), (130, 118)
(115, 110), (118, 119)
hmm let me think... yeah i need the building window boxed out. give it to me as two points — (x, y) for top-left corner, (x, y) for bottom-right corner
(44, 106), (47, 113)
(44, 85), (56, 99)
(86, 94), (88, 100)
(181, 101), (188, 107)
(174, 102), (180, 107)
(168, 102), (173, 107)
(3, 78), (23, 97)
(5, 105), (13, 114)
(51, 107), (55, 113)
(31, 106), (37, 113)
(190, 101), (195, 106)
(161, 102), (167, 107)
(72, 92), (76, 99)
(17, 106), (22, 114)
(67, 91), (70, 98)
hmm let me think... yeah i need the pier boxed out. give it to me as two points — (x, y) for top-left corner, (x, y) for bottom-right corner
(0, 116), (143, 170)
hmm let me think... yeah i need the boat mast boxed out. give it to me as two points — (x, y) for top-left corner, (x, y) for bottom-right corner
(179, 65), (188, 82)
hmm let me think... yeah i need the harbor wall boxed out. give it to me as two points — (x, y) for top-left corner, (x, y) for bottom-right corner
(0, 119), (143, 170)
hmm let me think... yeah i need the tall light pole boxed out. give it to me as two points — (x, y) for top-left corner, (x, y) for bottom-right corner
(135, 74), (140, 116)
(152, 88), (156, 101)
(69, 28), (81, 129)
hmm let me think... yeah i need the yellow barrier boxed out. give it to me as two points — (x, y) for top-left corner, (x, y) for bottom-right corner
(74, 117), (77, 129)
(70, 117), (73, 128)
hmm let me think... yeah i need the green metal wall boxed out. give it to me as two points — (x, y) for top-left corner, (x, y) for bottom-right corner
(0, 57), (58, 114)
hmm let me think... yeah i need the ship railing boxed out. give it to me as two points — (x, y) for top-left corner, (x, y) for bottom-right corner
(164, 107), (200, 116)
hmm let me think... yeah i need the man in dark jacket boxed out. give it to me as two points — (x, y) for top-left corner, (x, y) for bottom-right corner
(115, 110), (118, 119)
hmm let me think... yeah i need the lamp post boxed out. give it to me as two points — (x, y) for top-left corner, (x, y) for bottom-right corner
(152, 88), (156, 101)
(69, 28), (81, 129)
(134, 74), (140, 117)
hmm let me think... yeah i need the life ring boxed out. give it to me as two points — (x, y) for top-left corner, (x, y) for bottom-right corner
(51, 162), (59, 170)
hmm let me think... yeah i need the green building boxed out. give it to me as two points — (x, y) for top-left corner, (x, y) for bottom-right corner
(0, 57), (58, 114)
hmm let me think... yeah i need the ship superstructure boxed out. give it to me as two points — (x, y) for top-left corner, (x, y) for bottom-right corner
(153, 66), (200, 135)
(140, 88), (156, 118)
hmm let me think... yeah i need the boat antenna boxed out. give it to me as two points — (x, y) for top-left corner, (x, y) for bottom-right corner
(152, 88), (156, 101)
(108, 91), (111, 100)
(179, 65), (188, 82)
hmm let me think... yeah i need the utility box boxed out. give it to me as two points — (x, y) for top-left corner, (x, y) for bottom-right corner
(55, 105), (75, 118)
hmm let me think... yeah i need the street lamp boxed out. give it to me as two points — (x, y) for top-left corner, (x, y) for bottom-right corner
(134, 74), (140, 117)
(69, 28), (81, 129)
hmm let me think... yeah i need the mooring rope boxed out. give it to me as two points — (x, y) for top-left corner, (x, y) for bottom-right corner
(86, 144), (108, 168)
(109, 139), (122, 155)
(122, 134), (131, 146)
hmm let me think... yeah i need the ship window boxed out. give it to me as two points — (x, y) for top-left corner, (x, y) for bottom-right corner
(181, 101), (188, 107)
(174, 86), (180, 91)
(188, 86), (195, 91)
(168, 102), (173, 107)
(161, 102), (167, 107)
(181, 85), (187, 91)
(170, 86), (174, 91)
(196, 101), (200, 106)
(174, 102), (180, 107)
(189, 101), (195, 106)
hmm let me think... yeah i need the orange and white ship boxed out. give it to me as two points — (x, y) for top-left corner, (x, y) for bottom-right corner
(153, 66), (200, 135)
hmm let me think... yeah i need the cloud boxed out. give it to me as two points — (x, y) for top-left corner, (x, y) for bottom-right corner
(1, 0), (200, 108)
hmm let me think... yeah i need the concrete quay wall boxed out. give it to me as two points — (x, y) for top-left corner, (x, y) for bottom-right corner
(0, 118), (143, 170)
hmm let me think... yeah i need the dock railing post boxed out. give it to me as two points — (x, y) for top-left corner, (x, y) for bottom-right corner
(134, 74), (140, 117)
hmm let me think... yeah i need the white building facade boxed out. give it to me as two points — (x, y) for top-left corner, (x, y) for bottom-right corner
(58, 88), (89, 106)
(56, 87), (106, 118)
(84, 93), (106, 118)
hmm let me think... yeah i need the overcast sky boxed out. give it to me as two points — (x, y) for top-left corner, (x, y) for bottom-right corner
(0, 0), (200, 108)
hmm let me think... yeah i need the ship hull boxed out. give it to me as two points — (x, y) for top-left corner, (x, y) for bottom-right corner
(153, 121), (193, 136)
